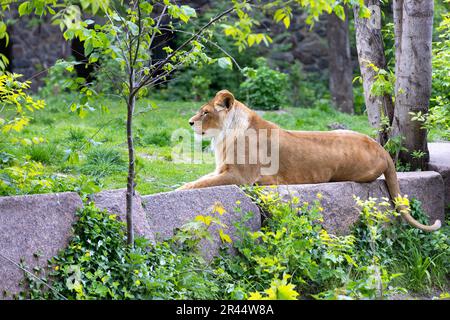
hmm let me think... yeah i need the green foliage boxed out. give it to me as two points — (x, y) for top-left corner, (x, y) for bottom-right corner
(239, 58), (288, 110)
(248, 274), (299, 300)
(16, 188), (448, 300)
(142, 131), (171, 147)
(218, 188), (399, 299)
(0, 73), (45, 135)
(223, 0), (368, 51)
(408, 6), (450, 142)
(165, 64), (242, 102)
(162, 0), (259, 102)
(352, 197), (450, 293)
(432, 9), (450, 106)
(27, 143), (63, 165)
(92, 58), (124, 95)
(19, 203), (223, 300)
(214, 188), (448, 300)
(428, 7), (450, 141)
(0, 158), (99, 196)
(287, 61), (330, 108)
(81, 147), (126, 179)
(39, 59), (78, 96)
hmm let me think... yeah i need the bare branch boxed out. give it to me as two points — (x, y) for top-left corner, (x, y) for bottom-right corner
(149, 5), (168, 51)
(133, 5), (235, 95)
(159, 27), (242, 71)
(105, 10), (131, 75)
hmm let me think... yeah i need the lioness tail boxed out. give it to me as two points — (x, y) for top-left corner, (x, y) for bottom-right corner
(383, 154), (441, 232)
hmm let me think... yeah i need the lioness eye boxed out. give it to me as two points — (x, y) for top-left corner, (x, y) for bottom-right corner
(203, 111), (209, 116)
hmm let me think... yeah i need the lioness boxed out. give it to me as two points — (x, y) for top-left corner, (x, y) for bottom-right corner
(180, 89), (441, 232)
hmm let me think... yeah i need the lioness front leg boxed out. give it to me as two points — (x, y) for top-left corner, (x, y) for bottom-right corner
(178, 172), (250, 190)
(177, 172), (216, 190)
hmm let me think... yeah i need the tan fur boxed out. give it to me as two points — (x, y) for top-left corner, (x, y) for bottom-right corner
(181, 90), (441, 232)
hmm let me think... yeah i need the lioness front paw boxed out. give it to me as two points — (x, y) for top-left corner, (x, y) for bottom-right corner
(176, 182), (195, 190)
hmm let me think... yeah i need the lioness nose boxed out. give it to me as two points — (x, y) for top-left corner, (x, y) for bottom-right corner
(189, 121), (194, 126)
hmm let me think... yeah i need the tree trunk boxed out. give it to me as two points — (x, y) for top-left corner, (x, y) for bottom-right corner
(327, 6), (354, 114)
(353, 1), (394, 145)
(126, 76), (136, 246)
(390, 0), (433, 170)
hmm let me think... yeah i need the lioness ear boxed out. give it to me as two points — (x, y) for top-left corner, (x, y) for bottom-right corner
(214, 90), (235, 111)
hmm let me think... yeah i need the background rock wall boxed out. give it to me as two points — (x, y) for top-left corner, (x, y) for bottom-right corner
(5, 9), (70, 90)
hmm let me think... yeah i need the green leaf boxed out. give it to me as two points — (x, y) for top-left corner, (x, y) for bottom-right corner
(274, 9), (285, 23)
(283, 16), (290, 29)
(181, 5), (196, 19)
(247, 34), (256, 46)
(359, 6), (371, 19)
(277, 284), (299, 300)
(219, 229), (232, 243)
(217, 57), (232, 70)
(18, 2), (30, 16)
(333, 5), (346, 21)
(0, 22), (6, 35)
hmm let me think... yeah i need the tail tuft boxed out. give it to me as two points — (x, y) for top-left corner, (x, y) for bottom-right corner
(384, 153), (441, 232)
(433, 219), (442, 229)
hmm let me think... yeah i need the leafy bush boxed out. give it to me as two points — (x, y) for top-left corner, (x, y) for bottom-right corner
(165, 62), (245, 102)
(352, 197), (450, 293)
(411, 96), (450, 142)
(19, 203), (224, 300)
(426, 9), (450, 141)
(215, 189), (400, 299)
(215, 188), (449, 300)
(432, 10), (450, 108)
(0, 73), (45, 138)
(0, 159), (98, 196)
(91, 54), (126, 95)
(239, 58), (289, 110)
(38, 59), (76, 96)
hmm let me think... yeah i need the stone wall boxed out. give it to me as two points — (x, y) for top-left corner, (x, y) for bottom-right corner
(428, 142), (450, 209)
(0, 169), (447, 298)
(0, 193), (82, 299)
(5, 9), (71, 90)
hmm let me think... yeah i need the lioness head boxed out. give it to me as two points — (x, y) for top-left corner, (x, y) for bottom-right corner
(189, 90), (235, 137)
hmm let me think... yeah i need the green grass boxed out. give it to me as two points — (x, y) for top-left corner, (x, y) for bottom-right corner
(12, 93), (373, 195)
